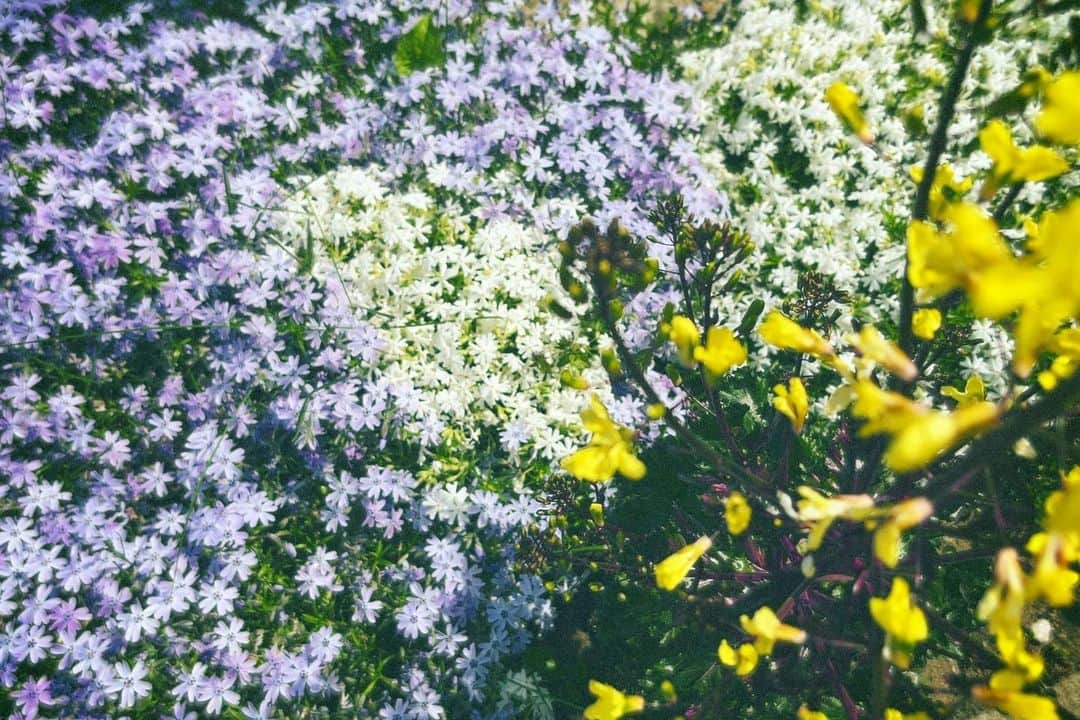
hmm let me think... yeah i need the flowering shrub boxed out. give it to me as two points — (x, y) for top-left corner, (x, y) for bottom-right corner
(679, 0), (1078, 390)
(550, 2), (1080, 719)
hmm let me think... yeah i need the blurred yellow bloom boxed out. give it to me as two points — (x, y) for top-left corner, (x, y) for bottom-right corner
(826, 82), (873, 143)
(907, 203), (1011, 303)
(759, 311), (833, 357)
(773, 377), (809, 433)
(797, 705), (829, 720)
(912, 308), (942, 340)
(1005, 200), (1080, 377)
(562, 395), (646, 482)
(942, 374), (986, 406)
(851, 380), (997, 472)
(978, 549), (1028, 663)
(885, 709), (932, 720)
(871, 498), (933, 568)
(1041, 467), (1080, 558)
(972, 686), (1059, 720)
(693, 325), (747, 378)
(665, 315), (700, 367)
(849, 326), (917, 381)
(718, 639), (759, 676)
(796, 486), (876, 551)
(1035, 71), (1080, 145)
(1027, 535), (1077, 607)
(870, 578), (928, 669)
(725, 491), (751, 535)
(910, 163), (972, 220)
(740, 606), (807, 655)
(585, 680), (645, 720)
(979, 120), (1067, 198)
(655, 536), (712, 591)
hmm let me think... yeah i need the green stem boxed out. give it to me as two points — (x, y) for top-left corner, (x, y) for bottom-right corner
(900, 0), (993, 354)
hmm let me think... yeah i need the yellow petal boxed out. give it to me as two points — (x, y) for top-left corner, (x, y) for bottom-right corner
(655, 536), (712, 591)
(1036, 71), (1080, 145)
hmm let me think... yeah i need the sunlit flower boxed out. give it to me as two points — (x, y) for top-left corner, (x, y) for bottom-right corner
(584, 680), (645, 720)
(655, 536), (712, 591)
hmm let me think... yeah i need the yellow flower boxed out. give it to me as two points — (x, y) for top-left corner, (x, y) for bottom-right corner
(941, 374), (986, 406)
(871, 498), (933, 568)
(718, 639), (759, 676)
(979, 120), (1068, 197)
(883, 401), (998, 473)
(1041, 467), (1080, 560)
(665, 315), (700, 367)
(912, 308), (942, 340)
(849, 326), (917, 381)
(1028, 533), (1078, 607)
(851, 379), (997, 472)
(740, 606), (807, 655)
(1005, 200), (1080, 377)
(693, 326), (747, 378)
(795, 486), (876, 551)
(885, 710), (931, 720)
(972, 686), (1059, 720)
(725, 492), (751, 535)
(655, 536), (712, 591)
(826, 82), (873, 143)
(977, 549), (1028, 663)
(907, 203), (1011, 303)
(1036, 71), (1080, 145)
(759, 311), (833, 357)
(797, 705), (829, 720)
(562, 395), (646, 483)
(584, 680), (645, 720)
(910, 163), (973, 220)
(870, 578), (928, 669)
(773, 378), (809, 433)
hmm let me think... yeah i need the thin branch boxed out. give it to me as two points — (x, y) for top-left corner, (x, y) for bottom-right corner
(900, 0), (994, 354)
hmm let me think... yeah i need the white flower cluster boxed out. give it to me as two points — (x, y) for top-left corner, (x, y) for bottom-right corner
(276, 166), (620, 461)
(680, 0), (1074, 389)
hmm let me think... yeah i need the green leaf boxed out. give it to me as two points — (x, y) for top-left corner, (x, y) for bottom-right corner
(394, 15), (445, 76)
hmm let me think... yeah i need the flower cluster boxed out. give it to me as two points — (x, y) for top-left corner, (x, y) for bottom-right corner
(680, 0), (1077, 391)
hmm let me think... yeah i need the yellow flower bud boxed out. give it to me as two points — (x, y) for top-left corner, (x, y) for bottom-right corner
(725, 491), (751, 535)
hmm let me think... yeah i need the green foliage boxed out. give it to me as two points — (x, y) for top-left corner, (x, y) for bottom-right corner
(394, 14), (446, 76)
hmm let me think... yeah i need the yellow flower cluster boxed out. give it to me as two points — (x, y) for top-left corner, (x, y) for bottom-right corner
(562, 395), (646, 482)
(663, 314), (748, 379)
(851, 379), (998, 472)
(795, 487), (932, 568)
(718, 606), (806, 677)
(973, 468), (1080, 719)
(907, 79), (1080, 380)
(759, 311), (983, 472)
